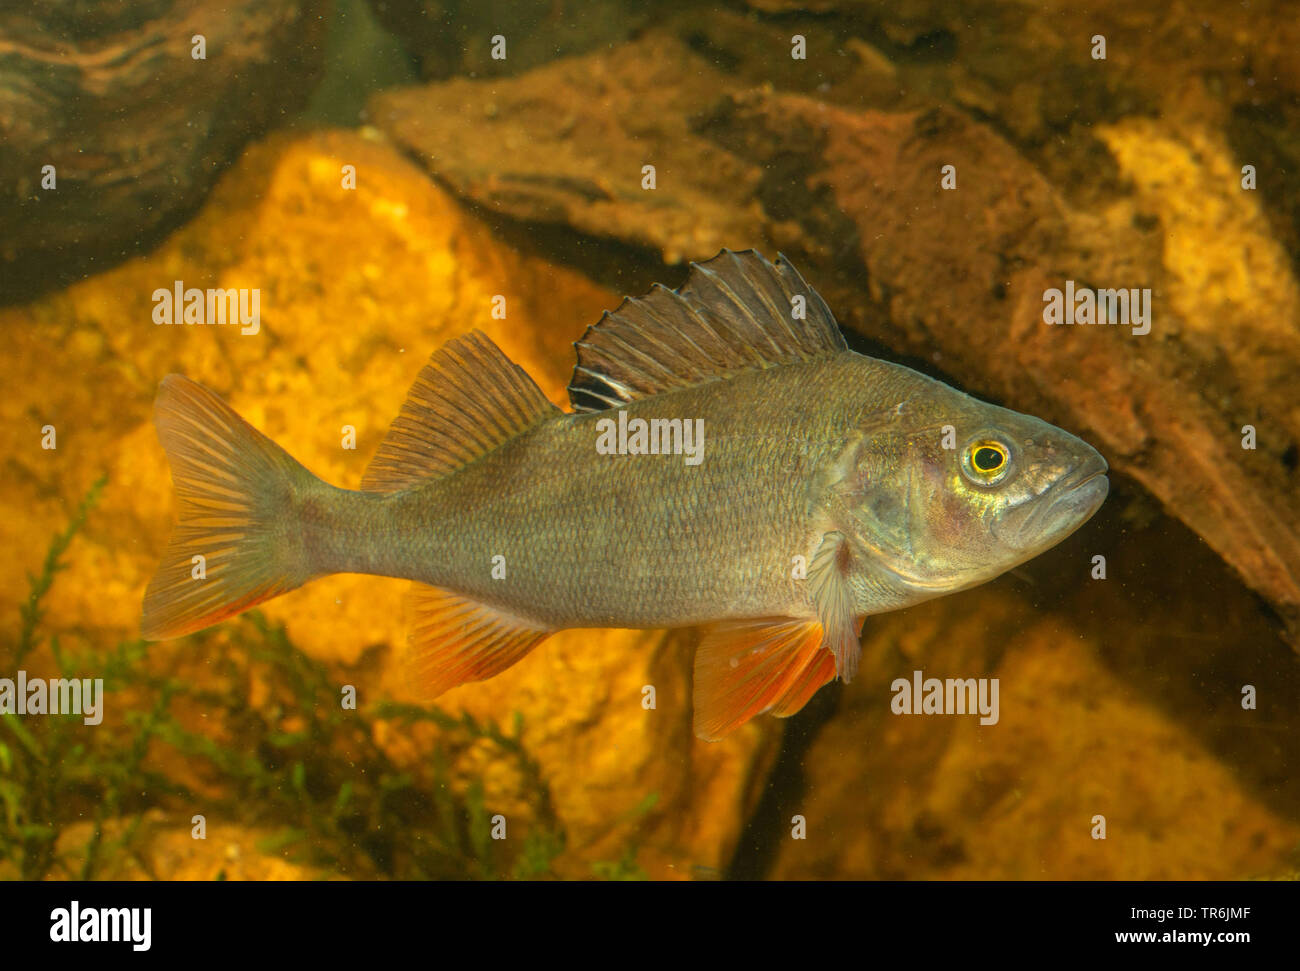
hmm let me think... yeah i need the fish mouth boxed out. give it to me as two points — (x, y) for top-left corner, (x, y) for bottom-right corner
(1035, 455), (1110, 537)
(1061, 452), (1110, 498)
(1058, 470), (1109, 521)
(1000, 453), (1109, 550)
(1061, 461), (1109, 501)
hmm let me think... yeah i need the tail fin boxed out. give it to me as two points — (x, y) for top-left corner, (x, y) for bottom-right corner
(141, 375), (317, 640)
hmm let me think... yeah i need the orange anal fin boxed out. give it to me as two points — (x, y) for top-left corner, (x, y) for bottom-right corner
(406, 583), (553, 698)
(692, 619), (836, 741)
(768, 646), (838, 719)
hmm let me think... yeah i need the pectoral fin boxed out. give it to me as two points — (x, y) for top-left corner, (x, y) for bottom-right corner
(405, 583), (554, 697)
(809, 530), (864, 682)
(693, 619), (837, 740)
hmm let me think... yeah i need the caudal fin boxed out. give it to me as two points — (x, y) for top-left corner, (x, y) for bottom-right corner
(141, 375), (317, 640)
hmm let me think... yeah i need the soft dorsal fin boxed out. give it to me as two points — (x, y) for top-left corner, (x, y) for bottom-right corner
(362, 330), (559, 493)
(567, 249), (848, 412)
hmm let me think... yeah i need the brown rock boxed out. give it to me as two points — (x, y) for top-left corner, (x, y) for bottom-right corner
(0, 0), (330, 304)
(723, 1), (1300, 144)
(367, 33), (767, 264)
(363, 0), (652, 79)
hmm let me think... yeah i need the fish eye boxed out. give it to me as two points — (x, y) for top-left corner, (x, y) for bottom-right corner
(973, 445), (1005, 472)
(961, 438), (1011, 485)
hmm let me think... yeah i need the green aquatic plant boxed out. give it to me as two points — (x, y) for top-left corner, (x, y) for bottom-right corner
(0, 474), (159, 880)
(1, 477), (645, 881)
(160, 612), (570, 879)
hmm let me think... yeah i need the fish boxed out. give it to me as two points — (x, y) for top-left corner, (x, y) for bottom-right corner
(140, 249), (1109, 739)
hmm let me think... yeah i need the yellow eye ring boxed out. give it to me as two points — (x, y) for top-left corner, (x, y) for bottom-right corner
(962, 439), (1010, 483)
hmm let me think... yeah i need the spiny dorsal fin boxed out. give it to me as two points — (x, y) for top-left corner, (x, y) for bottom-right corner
(567, 249), (848, 412)
(405, 583), (553, 698)
(362, 330), (559, 493)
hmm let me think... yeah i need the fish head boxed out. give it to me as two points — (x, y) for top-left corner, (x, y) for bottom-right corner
(826, 392), (1109, 601)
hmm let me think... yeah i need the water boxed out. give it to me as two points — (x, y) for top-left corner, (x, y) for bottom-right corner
(0, 0), (1297, 883)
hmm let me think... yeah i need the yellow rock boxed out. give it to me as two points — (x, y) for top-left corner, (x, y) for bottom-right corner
(38, 814), (332, 882)
(1094, 118), (1300, 431)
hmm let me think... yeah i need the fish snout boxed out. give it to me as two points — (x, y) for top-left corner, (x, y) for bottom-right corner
(992, 443), (1109, 551)
(1033, 447), (1110, 540)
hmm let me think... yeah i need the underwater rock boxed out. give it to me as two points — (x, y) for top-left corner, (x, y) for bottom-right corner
(0, 129), (778, 879)
(0, 0), (330, 304)
(726, 0), (1300, 142)
(370, 31), (1300, 647)
(367, 32), (768, 265)
(363, 0), (651, 80)
(43, 814), (329, 881)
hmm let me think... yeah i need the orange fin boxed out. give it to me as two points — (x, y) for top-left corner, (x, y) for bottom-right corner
(692, 619), (837, 741)
(142, 375), (318, 640)
(405, 583), (554, 697)
(768, 647), (838, 719)
(362, 330), (559, 493)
